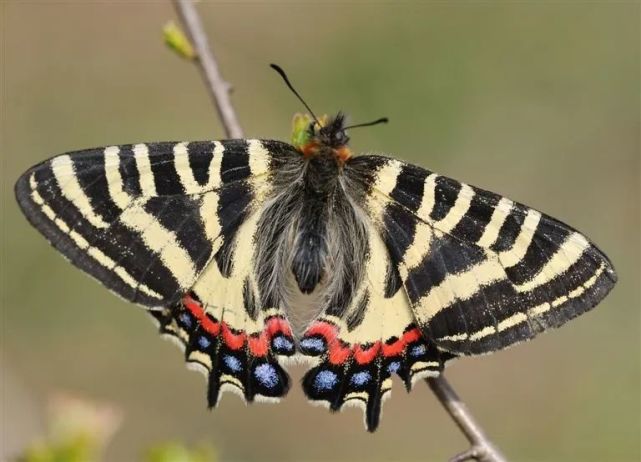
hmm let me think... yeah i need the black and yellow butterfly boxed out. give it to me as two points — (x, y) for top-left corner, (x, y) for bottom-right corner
(15, 66), (616, 431)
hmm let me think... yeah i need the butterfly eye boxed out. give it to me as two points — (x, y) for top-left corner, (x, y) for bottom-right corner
(335, 130), (349, 146)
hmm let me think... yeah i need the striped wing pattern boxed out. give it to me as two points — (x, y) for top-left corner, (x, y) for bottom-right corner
(360, 156), (617, 355)
(15, 139), (298, 404)
(15, 140), (273, 306)
(16, 140), (617, 431)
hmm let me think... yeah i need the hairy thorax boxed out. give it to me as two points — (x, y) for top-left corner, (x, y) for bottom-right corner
(255, 149), (369, 335)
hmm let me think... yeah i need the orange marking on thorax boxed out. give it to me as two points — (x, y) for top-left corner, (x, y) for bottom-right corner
(300, 143), (352, 166)
(334, 146), (353, 163)
(301, 142), (320, 158)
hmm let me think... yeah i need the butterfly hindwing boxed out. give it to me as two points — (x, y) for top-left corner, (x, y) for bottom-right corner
(177, 204), (296, 405)
(358, 156), (617, 355)
(300, 215), (453, 432)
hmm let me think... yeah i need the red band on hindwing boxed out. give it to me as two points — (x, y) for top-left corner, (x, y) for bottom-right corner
(306, 321), (338, 343)
(354, 342), (381, 365)
(184, 294), (221, 335)
(302, 320), (430, 367)
(248, 332), (269, 356)
(266, 316), (293, 338)
(328, 343), (351, 365)
(182, 295), (295, 357)
(381, 327), (422, 357)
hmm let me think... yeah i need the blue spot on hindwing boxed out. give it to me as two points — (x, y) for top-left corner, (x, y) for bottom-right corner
(313, 370), (338, 391)
(350, 371), (371, 387)
(197, 335), (211, 349)
(178, 312), (192, 328)
(272, 336), (294, 352)
(410, 344), (427, 357)
(254, 363), (279, 388)
(223, 354), (242, 372)
(301, 337), (326, 353)
(387, 361), (401, 374)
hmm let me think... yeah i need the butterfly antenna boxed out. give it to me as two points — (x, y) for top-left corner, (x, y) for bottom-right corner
(344, 117), (389, 130)
(270, 64), (320, 126)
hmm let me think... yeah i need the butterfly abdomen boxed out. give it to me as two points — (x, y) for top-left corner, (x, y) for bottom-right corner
(289, 152), (340, 294)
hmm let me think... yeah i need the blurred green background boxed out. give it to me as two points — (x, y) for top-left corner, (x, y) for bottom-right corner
(2, 2), (639, 461)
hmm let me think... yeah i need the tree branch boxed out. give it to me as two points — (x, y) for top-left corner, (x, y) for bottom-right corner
(427, 376), (507, 462)
(170, 2), (508, 461)
(172, 0), (243, 139)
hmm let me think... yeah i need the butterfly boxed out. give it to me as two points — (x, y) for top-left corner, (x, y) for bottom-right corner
(14, 65), (617, 431)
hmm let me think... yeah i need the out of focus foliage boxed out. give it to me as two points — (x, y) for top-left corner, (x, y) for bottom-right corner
(15, 395), (215, 462)
(16, 394), (121, 462)
(146, 443), (216, 462)
(163, 22), (196, 60)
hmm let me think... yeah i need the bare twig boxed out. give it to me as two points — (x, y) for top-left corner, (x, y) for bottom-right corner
(170, 2), (507, 461)
(172, 0), (243, 139)
(428, 376), (508, 462)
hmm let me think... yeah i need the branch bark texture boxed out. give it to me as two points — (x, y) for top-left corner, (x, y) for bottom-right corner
(173, 0), (243, 139)
(427, 376), (508, 462)
(170, 2), (508, 461)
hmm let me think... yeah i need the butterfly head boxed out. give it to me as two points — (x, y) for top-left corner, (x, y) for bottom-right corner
(292, 112), (352, 162)
(272, 64), (388, 164)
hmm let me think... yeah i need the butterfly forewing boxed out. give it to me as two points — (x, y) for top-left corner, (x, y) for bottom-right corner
(356, 156), (617, 355)
(15, 140), (276, 305)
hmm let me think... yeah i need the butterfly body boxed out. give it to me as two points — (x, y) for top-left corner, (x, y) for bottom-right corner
(15, 113), (616, 431)
(291, 147), (342, 296)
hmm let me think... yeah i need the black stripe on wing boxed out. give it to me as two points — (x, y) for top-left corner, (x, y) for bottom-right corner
(389, 164), (427, 212)
(74, 154), (121, 223)
(490, 205), (527, 252)
(187, 142), (215, 187)
(143, 196), (213, 267)
(214, 180), (254, 277)
(430, 176), (462, 221)
(404, 233), (488, 306)
(449, 187), (500, 242)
